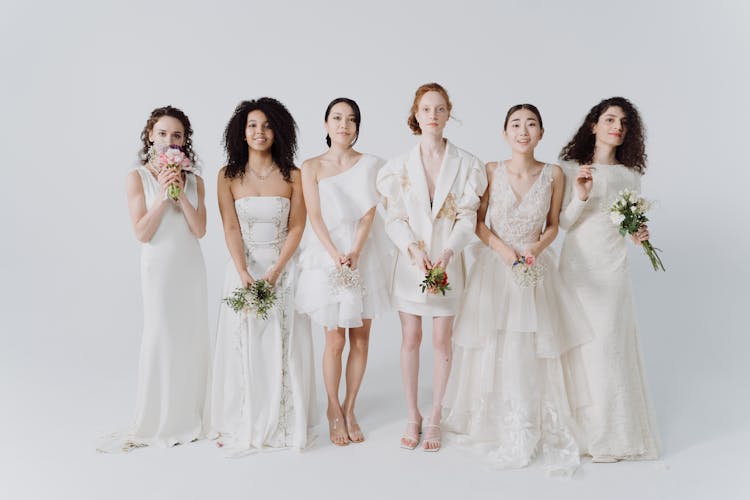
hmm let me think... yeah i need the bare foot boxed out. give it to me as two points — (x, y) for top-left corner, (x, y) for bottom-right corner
(422, 424), (441, 452)
(345, 413), (365, 443)
(400, 417), (422, 450)
(328, 408), (349, 446)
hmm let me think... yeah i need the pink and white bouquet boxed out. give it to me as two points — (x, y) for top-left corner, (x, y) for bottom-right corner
(148, 144), (195, 200)
(512, 255), (545, 287)
(609, 189), (665, 271)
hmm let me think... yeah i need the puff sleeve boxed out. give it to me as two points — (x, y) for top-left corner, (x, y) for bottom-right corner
(376, 160), (417, 256)
(445, 155), (488, 255)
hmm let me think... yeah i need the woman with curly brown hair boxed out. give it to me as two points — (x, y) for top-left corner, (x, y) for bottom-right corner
(207, 98), (317, 456)
(98, 106), (210, 453)
(558, 97), (659, 462)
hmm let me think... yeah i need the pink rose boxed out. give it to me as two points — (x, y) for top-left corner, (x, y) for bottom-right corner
(525, 255), (535, 266)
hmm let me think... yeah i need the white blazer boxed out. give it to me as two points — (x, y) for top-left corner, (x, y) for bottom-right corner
(376, 140), (487, 305)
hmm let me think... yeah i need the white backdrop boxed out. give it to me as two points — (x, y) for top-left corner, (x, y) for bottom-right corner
(1, 1), (748, 499)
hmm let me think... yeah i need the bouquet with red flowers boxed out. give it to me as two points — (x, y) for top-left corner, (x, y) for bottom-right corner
(420, 266), (451, 295)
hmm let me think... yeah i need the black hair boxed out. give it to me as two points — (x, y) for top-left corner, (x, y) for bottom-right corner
(324, 97), (361, 147)
(223, 97), (298, 182)
(503, 103), (543, 130)
(560, 96), (647, 174)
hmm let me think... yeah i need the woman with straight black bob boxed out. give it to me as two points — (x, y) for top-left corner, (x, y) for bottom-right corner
(296, 98), (391, 446)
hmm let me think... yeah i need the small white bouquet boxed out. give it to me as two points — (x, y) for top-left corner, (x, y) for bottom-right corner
(512, 255), (545, 287)
(328, 265), (364, 296)
(609, 189), (665, 271)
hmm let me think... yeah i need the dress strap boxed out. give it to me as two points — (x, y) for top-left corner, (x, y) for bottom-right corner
(542, 163), (552, 182)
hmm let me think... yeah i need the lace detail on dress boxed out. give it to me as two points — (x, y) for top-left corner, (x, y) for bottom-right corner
(237, 197), (290, 266)
(228, 196), (297, 451)
(270, 271), (295, 448)
(540, 404), (580, 474)
(488, 400), (540, 469)
(487, 400), (579, 474)
(489, 164), (552, 249)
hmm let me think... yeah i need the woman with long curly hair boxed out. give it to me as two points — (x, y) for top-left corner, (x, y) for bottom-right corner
(98, 106), (210, 453)
(558, 96), (659, 462)
(207, 98), (317, 455)
(376, 83), (487, 452)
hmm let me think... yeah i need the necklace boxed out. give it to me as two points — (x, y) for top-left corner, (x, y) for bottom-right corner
(249, 163), (275, 180)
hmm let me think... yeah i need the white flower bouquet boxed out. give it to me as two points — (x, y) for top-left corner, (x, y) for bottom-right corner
(609, 189), (665, 271)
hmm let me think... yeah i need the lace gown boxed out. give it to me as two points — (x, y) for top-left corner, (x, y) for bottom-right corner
(443, 163), (592, 473)
(98, 168), (210, 453)
(559, 161), (659, 460)
(207, 196), (317, 456)
(295, 154), (391, 329)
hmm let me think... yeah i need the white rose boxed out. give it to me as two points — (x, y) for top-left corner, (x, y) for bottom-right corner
(610, 212), (625, 225)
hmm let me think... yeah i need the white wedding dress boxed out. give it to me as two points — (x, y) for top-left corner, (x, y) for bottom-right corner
(559, 161), (659, 460)
(98, 168), (210, 453)
(295, 154), (391, 329)
(208, 196), (317, 456)
(443, 163), (592, 473)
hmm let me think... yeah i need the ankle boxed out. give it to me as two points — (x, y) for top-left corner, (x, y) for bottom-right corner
(327, 405), (343, 418)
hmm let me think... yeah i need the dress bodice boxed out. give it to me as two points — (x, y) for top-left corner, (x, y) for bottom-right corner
(136, 167), (200, 245)
(235, 196), (290, 250)
(489, 163), (553, 249)
(559, 162), (642, 272)
(316, 154), (381, 231)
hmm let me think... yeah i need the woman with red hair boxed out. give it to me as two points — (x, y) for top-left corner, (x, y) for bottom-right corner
(376, 83), (487, 452)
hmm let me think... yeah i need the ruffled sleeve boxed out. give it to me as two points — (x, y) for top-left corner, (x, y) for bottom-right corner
(445, 154), (488, 255)
(376, 158), (416, 256)
(319, 155), (383, 231)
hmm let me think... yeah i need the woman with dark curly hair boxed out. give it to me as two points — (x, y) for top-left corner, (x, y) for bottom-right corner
(98, 106), (210, 453)
(376, 83), (487, 452)
(558, 97), (659, 462)
(207, 98), (317, 455)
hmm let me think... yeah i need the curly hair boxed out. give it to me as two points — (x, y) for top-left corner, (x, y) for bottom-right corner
(139, 106), (196, 165)
(560, 97), (647, 174)
(407, 82), (452, 135)
(223, 97), (298, 182)
(503, 103), (543, 130)
(324, 97), (361, 147)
